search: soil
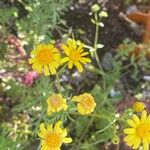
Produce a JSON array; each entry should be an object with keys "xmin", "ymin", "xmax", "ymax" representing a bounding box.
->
[{"xmin": 65, "ymin": 0, "xmax": 142, "ymax": 53}]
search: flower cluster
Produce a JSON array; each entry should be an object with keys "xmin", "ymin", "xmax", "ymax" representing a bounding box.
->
[
  {"xmin": 46, "ymin": 93, "xmax": 96, "ymax": 116},
  {"xmin": 38, "ymin": 92, "xmax": 96, "ymax": 150},
  {"xmin": 29, "ymin": 39, "xmax": 91, "ymax": 75},
  {"xmin": 29, "ymin": 38, "xmax": 95, "ymax": 150}
]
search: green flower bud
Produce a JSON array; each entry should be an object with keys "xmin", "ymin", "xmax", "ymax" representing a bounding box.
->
[
  {"xmin": 111, "ymin": 135, "xmax": 120, "ymax": 144},
  {"xmin": 91, "ymin": 4, "xmax": 100, "ymax": 12},
  {"xmin": 99, "ymin": 11, "xmax": 108, "ymax": 17}
]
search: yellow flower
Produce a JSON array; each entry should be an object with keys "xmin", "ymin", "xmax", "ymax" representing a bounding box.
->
[
  {"xmin": 124, "ymin": 110, "xmax": 150, "ymax": 150},
  {"xmin": 133, "ymin": 101, "xmax": 145, "ymax": 112},
  {"xmin": 38, "ymin": 121, "xmax": 72, "ymax": 150},
  {"xmin": 47, "ymin": 94, "xmax": 68, "ymax": 115},
  {"xmin": 29, "ymin": 44, "xmax": 61, "ymax": 76},
  {"xmin": 61, "ymin": 39, "xmax": 91, "ymax": 72},
  {"xmin": 73, "ymin": 93, "xmax": 96, "ymax": 115}
]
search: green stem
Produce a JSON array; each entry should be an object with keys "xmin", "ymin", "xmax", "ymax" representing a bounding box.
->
[
  {"xmin": 78, "ymin": 117, "xmax": 94, "ymax": 142},
  {"xmin": 55, "ymin": 64, "xmax": 67, "ymax": 94},
  {"xmin": 57, "ymin": 64, "xmax": 67, "ymax": 76},
  {"xmin": 56, "ymin": 73, "xmax": 62, "ymax": 94},
  {"xmin": 93, "ymin": 13, "xmax": 106, "ymax": 90},
  {"xmin": 37, "ymin": 142, "xmax": 41, "ymax": 150}
]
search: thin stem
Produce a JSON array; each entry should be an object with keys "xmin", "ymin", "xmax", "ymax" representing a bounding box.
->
[
  {"xmin": 78, "ymin": 117, "xmax": 94, "ymax": 142},
  {"xmin": 57, "ymin": 64, "xmax": 67, "ymax": 76},
  {"xmin": 55, "ymin": 64, "xmax": 67, "ymax": 94},
  {"xmin": 56, "ymin": 73, "xmax": 62, "ymax": 94},
  {"xmin": 37, "ymin": 142, "xmax": 41, "ymax": 150},
  {"xmin": 93, "ymin": 13, "xmax": 106, "ymax": 90}
]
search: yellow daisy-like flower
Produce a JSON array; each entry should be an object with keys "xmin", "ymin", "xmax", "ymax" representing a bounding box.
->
[
  {"xmin": 72, "ymin": 93, "xmax": 96, "ymax": 115},
  {"xmin": 29, "ymin": 44, "xmax": 61, "ymax": 76},
  {"xmin": 61, "ymin": 39, "xmax": 91, "ymax": 72},
  {"xmin": 124, "ymin": 110, "xmax": 150, "ymax": 150},
  {"xmin": 47, "ymin": 94, "xmax": 68, "ymax": 115},
  {"xmin": 133, "ymin": 101, "xmax": 145, "ymax": 112},
  {"xmin": 38, "ymin": 121, "xmax": 72, "ymax": 150}
]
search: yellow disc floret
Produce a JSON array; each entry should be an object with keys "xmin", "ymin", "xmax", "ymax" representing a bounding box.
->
[
  {"xmin": 38, "ymin": 121, "xmax": 72, "ymax": 150},
  {"xmin": 47, "ymin": 94, "xmax": 68, "ymax": 116},
  {"xmin": 72, "ymin": 93, "xmax": 96, "ymax": 115},
  {"xmin": 133, "ymin": 101, "xmax": 145, "ymax": 112},
  {"xmin": 61, "ymin": 39, "xmax": 91, "ymax": 72}
]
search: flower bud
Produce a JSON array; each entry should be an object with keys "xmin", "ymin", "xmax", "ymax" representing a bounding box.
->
[
  {"xmin": 99, "ymin": 11, "xmax": 108, "ymax": 17},
  {"xmin": 111, "ymin": 135, "xmax": 120, "ymax": 144},
  {"xmin": 91, "ymin": 4, "xmax": 100, "ymax": 12}
]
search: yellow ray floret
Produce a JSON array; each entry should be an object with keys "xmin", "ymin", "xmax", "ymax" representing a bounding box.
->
[
  {"xmin": 133, "ymin": 101, "xmax": 145, "ymax": 112},
  {"xmin": 29, "ymin": 44, "xmax": 61, "ymax": 76},
  {"xmin": 47, "ymin": 94, "xmax": 68, "ymax": 116},
  {"xmin": 38, "ymin": 121, "xmax": 72, "ymax": 150},
  {"xmin": 61, "ymin": 39, "xmax": 91, "ymax": 72},
  {"xmin": 124, "ymin": 110, "xmax": 150, "ymax": 150},
  {"xmin": 72, "ymin": 93, "xmax": 96, "ymax": 115}
]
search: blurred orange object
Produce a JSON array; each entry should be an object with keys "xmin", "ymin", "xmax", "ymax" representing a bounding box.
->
[{"xmin": 127, "ymin": 11, "xmax": 150, "ymax": 59}]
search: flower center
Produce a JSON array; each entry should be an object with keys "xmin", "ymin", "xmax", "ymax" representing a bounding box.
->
[
  {"xmin": 80, "ymin": 97, "xmax": 94, "ymax": 110},
  {"xmin": 50, "ymin": 96, "xmax": 62, "ymax": 107},
  {"xmin": 69, "ymin": 50, "xmax": 81, "ymax": 61},
  {"xmin": 45, "ymin": 132, "xmax": 61, "ymax": 148},
  {"xmin": 133, "ymin": 102, "xmax": 145, "ymax": 112},
  {"xmin": 136, "ymin": 123, "xmax": 150, "ymax": 138},
  {"xmin": 37, "ymin": 49, "xmax": 53, "ymax": 64}
]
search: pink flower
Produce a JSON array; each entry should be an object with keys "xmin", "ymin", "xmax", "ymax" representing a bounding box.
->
[{"xmin": 23, "ymin": 71, "xmax": 39, "ymax": 86}]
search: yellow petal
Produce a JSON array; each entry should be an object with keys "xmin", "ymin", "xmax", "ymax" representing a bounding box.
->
[
  {"xmin": 61, "ymin": 44, "xmax": 70, "ymax": 56},
  {"xmin": 68, "ymin": 60, "xmax": 73, "ymax": 69},
  {"xmin": 77, "ymin": 104, "xmax": 86, "ymax": 115},
  {"xmin": 63, "ymin": 104, "xmax": 68, "ymax": 111},
  {"xmin": 61, "ymin": 57, "xmax": 69, "ymax": 63},
  {"xmin": 74, "ymin": 61, "xmax": 83, "ymax": 72},
  {"xmin": 80, "ymin": 57, "xmax": 91, "ymax": 64},
  {"xmin": 44, "ymin": 65, "xmax": 50, "ymax": 76},
  {"xmin": 47, "ymin": 124, "xmax": 53, "ymax": 132},
  {"xmin": 127, "ymin": 119, "xmax": 137, "ymax": 128},
  {"xmin": 51, "ymin": 61, "xmax": 60, "ymax": 69},
  {"xmin": 77, "ymin": 43, "xmax": 84, "ymax": 52},
  {"xmin": 54, "ymin": 121, "xmax": 63, "ymax": 133},
  {"xmin": 29, "ymin": 58, "xmax": 37, "ymax": 64},
  {"xmin": 143, "ymin": 139, "xmax": 149, "ymax": 150},
  {"xmin": 124, "ymin": 134, "xmax": 135, "ymax": 142},
  {"xmin": 47, "ymin": 108, "xmax": 52, "ymax": 116},
  {"xmin": 72, "ymin": 96, "xmax": 81, "ymax": 102},
  {"xmin": 141, "ymin": 110, "xmax": 147, "ymax": 124},
  {"xmin": 38, "ymin": 132, "xmax": 46, "ymax": 138},
  {"xmin": 49, "ymin": 65, "xmax": 56, "ymax": 75},
  {"xmin": 80, "ymin": 52, "xmax": 89, "ymax": 56},
  {"xmin": 123, "ymin": 128, "xmax": 135, "ymax": 134},
  {"xmin": 35, "ymin": 63, "xmax": 43, "ymax": 73},
  {"xmin": 132, "ymin": 137, "xmax": 141, "ymax": 149},
  {"xmin": 62, "ymin": 137, "xmax": 72, "ymax": 143},
  {"xmin": 31, "ymin": 48, "xmax": 40, "ymax": 55},
  {"xmin": 132, "ymin": 114, "xmax": 140, "ymax": 126},
  {"xmin": 146, "ymin": 115, "xmax": 150, "ymax": 123},
  {"xmin": 39, "ymin": 123, "xmax": 47, "ymax": 136},
  {"xmin": 61, "ymin": 129, "xmax": 67, "ymax": 137},
  {"xmin": 68, "ymin": 39, "xmax": 77, "ymax": 50},
  {"xmin": 52, "ymin": 47, "xmax": 59, "ymax": 53}
]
